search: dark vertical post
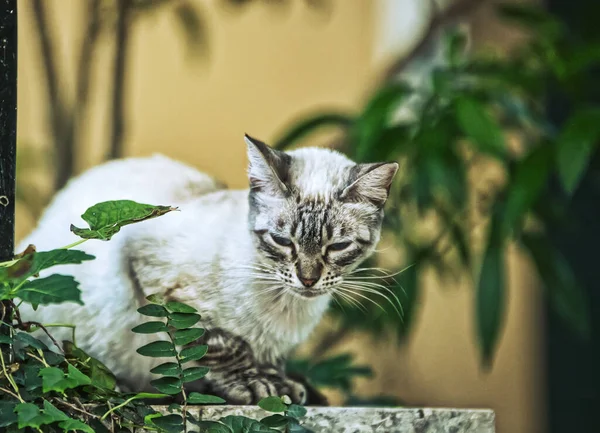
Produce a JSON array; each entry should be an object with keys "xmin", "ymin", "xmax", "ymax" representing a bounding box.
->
[
  {"xmin": 545, "ymin": 1, "xmax": 600, "ymax": 433},
  {"xmin": 0, "ymin": 0, "xmax": 17, "ymax": 348}
]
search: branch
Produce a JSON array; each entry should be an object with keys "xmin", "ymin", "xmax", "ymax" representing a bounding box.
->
[
  {"xmin": 108, "ymin": 0, "xmax": 133, "ymax": 160},
  {"xmin": 381, "ymin": 0, "xmax": 487, "ymax": 82},
  {"xmin": 30, "ymin": 0, "xmax": 72, "ymax": 190},
  {"xmin": 72, "ymin": 0, "xmax": 102, "ymax": 157}
]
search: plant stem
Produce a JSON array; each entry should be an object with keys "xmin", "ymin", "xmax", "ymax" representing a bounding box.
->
[
  {"xmin": 61, "ymin": 239, "xmax": 88, "ymax": 250},
  {"xmin": 167, "ymin": 329, "xmax": 188, "ymax": 432},
  {"xmin": 0, "ymin": 348, "xmax": 23, "ymax": 402}
]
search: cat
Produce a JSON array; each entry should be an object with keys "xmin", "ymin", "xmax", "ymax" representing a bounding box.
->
[{"xmin": 17, "ymin": 135, "xmax": 398, "ymax": 405}]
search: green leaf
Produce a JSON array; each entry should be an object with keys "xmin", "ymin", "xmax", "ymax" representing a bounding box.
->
[
  {"xmin": 66, "ymin": 363, "xmax": 92, "ymax": 386},
  {"xmin": 58, "ymin": 418, "xmax": 95, "ymax": 433},
  {"xmin": 180, "ymin": 344, "xmax": 208, "ymax": 363},
  {"xmin": 445, "ymin": 28, "xmax": 468, "ymax": 66},
  {"xmin": 182, "ymin": 366, "xmax": 209, "ymax": 382},
  {"xmin": 151, "ymin": 414, "xmax": 184, "ymax": 433},
  {"xmin": 556, "ymin": 108, "xmax": 600, "ymax": 194},
  {"xmin": 165, "ymin": 301, "xmax": 197, "ymax": 313},
  {"xmin": 15, "ymin": 332, "xmax": 48, "ymax": 350},
  {"xmin": 503, "ymin": 144, "xmax": 553, "ymax": 235},
  {"xmin": 220, "ymin": 415, "xmax": 271, "ymax": 433},
  {"xmin": 258, "ymin": 396, "xmax": 288, "ymax": 413},
  {"xmin": 138, "ymin": 304, "xmax": 169, "ymax": 317},
  {"xmin": 273, "ymin": 112, "xmax": 355, "ymax": 150},
  {"xmin": 0, "ymin": 334, "xmax": 12, "ymax": 344},
  {"xmin": 137, "ymin": 341, "xmax": 176, "ymax": 358},
  {"xmin": 14, "ymin": 403, "xmax": 52, "ymax": 429},
  {"xmin": 173, "ymin": 328, "xmax": 205, "ymax": 345},
  {"xmin": 0, "ymin": 401, "xmax": 18, "ymax": 427},
  {"xmin": 167, "ymin": 312, "xmax": 201, "ymax": 329},
  {"xmin": 39, "ymin": 367, "xmax": 67, "ymax": 393},
  {"xmin": 521, "ymin": 233, "xmax": 590, "ymax": 338},
  {"xmin": 63, "ymin": 341, "xmax": 117, "ymax": 390},
  {"xmin": 455, "ymin": 97, "xmax": 505, "ymax": 156},
  {"xmin": 70, "ymin": 200, "xmax": 177, "ymax": 240},
  {"xmin": 260, "ymin": 414, "xmax": 292, "ymax": 428},
  {"xmin": 132, "ymin": 321, "xmax": 169, "ymax": 334},
  {"xmin": 16, "ymin": 274, "xmax": 83, "ymax": 306},
  {"xmin": 150, "ymin": 362, "xmax": 181, "ymax": 376},
  {"xmin": 187, "ymin": 392, "xmax": 226, "ymax": 404},
  {"xmin": 476, "ymin": 218, "xmax": 506, "ymax": 366},
  {"xmin": 353, "ymin": 83, "xmax": 411, "ymax": 162},
  {"xmin": 150, "ymin": 376, "xmax": 183, "ymax": 395},
  {"xmin": 286, "ymin": 404, "xmax": 307, "ymax": 418},
  {"xmin": 42, "ymin": 400, "xmax": 69, "ymax": 421},
  {"xmin": 0, "ymin": 249, "xmax": 95, "ymax": 283}
]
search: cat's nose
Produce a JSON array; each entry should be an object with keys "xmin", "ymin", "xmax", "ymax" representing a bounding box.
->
[{"xmin": 299, "ymin": 276, "xmax": 318, "ymax": 288}]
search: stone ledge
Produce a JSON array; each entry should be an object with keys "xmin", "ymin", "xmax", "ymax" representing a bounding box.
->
[{"xmin": 152, "ymin": 406, "xmax": 495, "ymax": 433}]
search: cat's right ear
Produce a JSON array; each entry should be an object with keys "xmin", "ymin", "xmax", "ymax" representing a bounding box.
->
[{"xmin": 245, "ymin": 134, "xmax": 290, "ymax": 197}]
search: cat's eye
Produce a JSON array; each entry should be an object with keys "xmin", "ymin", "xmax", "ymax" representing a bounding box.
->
[
  {"xmin": 328, "ymin": 241, "xmax": 352, "ymax": 252},
  {"xmin": 271, "ymin": 234, "xmax": 293, "ymax": 247}
]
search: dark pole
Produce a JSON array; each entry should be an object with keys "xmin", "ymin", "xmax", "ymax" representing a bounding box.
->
[{"xmin": 0, "ymin": 0, "xmax": 17, "ymax": 350}]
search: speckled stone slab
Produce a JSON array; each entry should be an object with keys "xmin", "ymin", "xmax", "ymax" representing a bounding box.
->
[{"xmin": 151, "ymin": 406, "xmax": 495, "ymax": 433}]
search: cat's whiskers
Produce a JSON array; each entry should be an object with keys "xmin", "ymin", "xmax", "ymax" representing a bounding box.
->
[{"xmin": 335, "ymin": 281, "xmax": 403, "ymax": 317}]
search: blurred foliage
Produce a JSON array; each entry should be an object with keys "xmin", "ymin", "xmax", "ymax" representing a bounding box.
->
[{"xmin": 276, "ymin": 3, "xmax": 598, "ymax": 366}]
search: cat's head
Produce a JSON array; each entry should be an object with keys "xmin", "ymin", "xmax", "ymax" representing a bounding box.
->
[{"xmin": 245, "ymin": 134, "xmax": 398, "ymax": 299}]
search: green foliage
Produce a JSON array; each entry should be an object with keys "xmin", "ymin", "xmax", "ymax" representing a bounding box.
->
[
  {"xmin": 1, "ymin": 199, "xmax": 313, "ymax": 432},
  {"xmin": 70, "ymin": 199, "xmax": 177, "ymax": 241},
  {"xmin": 275, "ymin": 3, "xmax": 598, "ymax": 365}
]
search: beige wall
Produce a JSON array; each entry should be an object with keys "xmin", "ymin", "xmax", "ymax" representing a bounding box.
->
[{"xmin": 16, "ymin": 1, "xmax": 544, "ymax": 433}]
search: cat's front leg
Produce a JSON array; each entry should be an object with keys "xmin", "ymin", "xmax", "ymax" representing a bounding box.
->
[{"xmin": 186, "ymin": 328, "xmax": 307, "ymax": 405}]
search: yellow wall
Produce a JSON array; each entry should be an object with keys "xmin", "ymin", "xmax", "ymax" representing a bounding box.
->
[{"xmin": 16, "ymin": 1, "xmax": 544, "ymax": 433}]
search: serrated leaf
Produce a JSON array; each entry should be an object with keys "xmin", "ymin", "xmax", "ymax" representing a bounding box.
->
[
  {"xmin": 455, "ymin": 97, "xmax": 505, "ymax": 156},
  {"xmin": 58, "ymin": 418, "xmax": 95, "ymax": 433},
  {"xmin": 151, "ymin": 413, "xmax": 184, "ymax": 433},
  {"xmin": 182, "ymin": 366, "xmax": 209, "ymax": 382},
  {"xmin": 165, "ymin": 301, "xmax": 197, "ymax": 313},
  {"xmin": 0, "ymin": 249, "xmax": 95, "ymax": 283},
  {"xmin": 39, "ymin": 364, "xmax": 91, "ymax": 394},
  {"xmin": 556, "ymin": 108, "xmax": 600, "ymax": 194},
  {"xmin": 521, "ymin": 233, "xmax": 590, "ymax": 338},
  {"xmin": 187, "ymin": 392, "xmax": 226, "ymax": 404},
  {"xmin": 179, "ymin": 344, "xmax": 208, "ymax": 363},
  {"xmin": 0, "ymin": 401, "xmax": 18, "ymax": 427},
  {"xmin": 150, "ymin": 362, "xmax": 181, "ymax": 376},
  {"xmin": 273, "ymin": 112, "xmax": 355, "ymax": 150},
  {"xmin": 287, "ymin": 404, "xmax": 307, "ymax": 418},
  {"xmin": 132, "ymin": 321, "xmax": 168, "ymax": 334},
  {"xmin": 16, "ymin": 274, "xmax": 83, "ymax": 306},
  {"xmin": 70, "ymin": 200, "xmax": 177, "ymax": 240},
  {"xmin": 258, "ymin": 396, "xmax": 288, "ymax": 413},
  {"xmin": 167, "ymin": 312, "xmax": 201, "ymax": 329},
  {"xmin": 138, "ymin": 304, "xmax": 168, "ymax": 317},
  {"xmin": 150, "ymin": 376, "xmax": 183, "ymax": 395},
  {"xmin": 137, "ymin": 341, "xmax": 176, "ymax": 358},
  {"xmin": 477, "ymin": 218, "xmax": 506, "ymax": 366},
  {"xmin": 173, "ymin": 328, "xmax": 205, "ymax": 345}
]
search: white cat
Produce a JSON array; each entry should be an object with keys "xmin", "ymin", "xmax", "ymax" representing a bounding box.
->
[{"xmin": 18, "ymin": 135, "xmax": 398, "ymax": 404}]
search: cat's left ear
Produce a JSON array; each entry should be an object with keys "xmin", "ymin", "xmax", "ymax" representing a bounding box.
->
[
  {"xmin": 340, "ymin": 162, "xmax": 399, "ymax": 207},
  {"xmin": 245, "ymin": 134, "xmax": 291, "ymax": 197}
]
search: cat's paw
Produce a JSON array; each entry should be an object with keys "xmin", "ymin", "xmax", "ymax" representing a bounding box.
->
[{"xmin": 218, "ymin": 375, "xmax": 307, "ymax": 405}]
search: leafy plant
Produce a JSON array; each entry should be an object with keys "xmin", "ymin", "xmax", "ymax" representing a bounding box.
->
[
  {"xmin": 274, "ymin": 2, "xmax": 597, "ymax": 365},
  {"xmin": 0, "ymin": 199, "xmax": 312, "ymax": 432}
]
